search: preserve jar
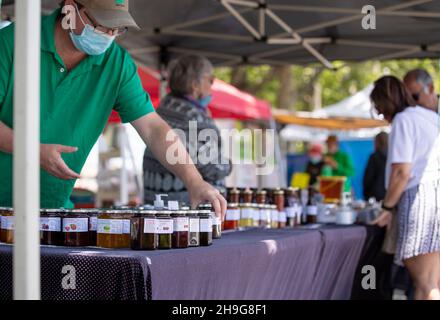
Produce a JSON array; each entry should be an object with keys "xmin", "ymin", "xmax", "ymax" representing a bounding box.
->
[
  {"xmin": 223, "ymin": 203, "xmax": 240, "ymax": 231},
  {"xmin": 0, "ymin": 207, "xmax": 14, "ymax": 244},
  {"xmin": 63, "ymin": 210, "xmax": 90, "ymax": 247},
  {"xmin": 156, "ymin": 211, "xmax": 173, "ymax": 249},
  {"xmin": 40, "ymin": 209, "xmax": 64, "ymax": 246},
  {"xmin": 242, "ymin": 188, "xmax": 254, "ymax": 203},
  {"xmin": 228, "ymin": 188, "xmax": 240, "ymax": 203},
  {"xmin": 259, "ymin": 204, "xmax": 271, "ymax": 228},
  {"xmin": 171, "ymin": 211, "xmax": 189, "ymax": 249},
  {"xmin": 211, "ymin": 212, "xmax": 222, "ymax": 239},
  {"xmin": 131, "ymin": 210, "xmax": 158, "ymax": 250},
  {"xmin": 199, "ymin": 210, "xmax": 213, "ymax": 246},
  {"xmin": 187, "ymin": 210, "xmax": 200, "ymax": 247},
  {"xmin": 285, "ymin": 187, "xmax": 299, "ymax": 227},
  {"xmin": 239, "ymin": 203, "xmax": 253, "ymax": 228},
  {"xmin": 270, "ymin": 205, "xmax": 279, "ymax": 229},
  {"xmin": 97, "ymin": 210, "xmax": 133, "ymax": 249},
  {"xmin": 256, "ymin": 190, "xmax": 267, "ymax": 204},
  {"xmin": 87, "ymin": 209, "xmax": 99, "ymax": 247}
]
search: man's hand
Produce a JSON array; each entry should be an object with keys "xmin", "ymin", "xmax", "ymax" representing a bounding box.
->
[
  {"xmin": 40, "ymin": 144, "xmax": 80, "ymax": 180},
  {"xmin": 324, "ymin": 156, "xmax": 338, "ymax": 169},
  {"xmin": 370, "ymin": 209, "xmax": 392, "ymax": 229},
  {"xmin": 187, "ymin": 180, "xmax": 227, "ymax": 221}
]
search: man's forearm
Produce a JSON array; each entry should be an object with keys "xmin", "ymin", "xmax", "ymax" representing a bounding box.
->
[
  {"xmin": 0, "ymin": 121, "xmax": 13, "ymax": 154},
  {"xmin": 133, "ymin": 114, "xmax": 204, "ymax": 188}
]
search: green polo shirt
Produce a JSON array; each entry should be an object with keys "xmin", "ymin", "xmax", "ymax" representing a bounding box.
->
[
  {"xmin": 0, "ymin": 9, "xmax": 155, "ymax": 208},
  {"xmin": 323, "ymin": 151, "xmax": 355, "ymax": 192}
]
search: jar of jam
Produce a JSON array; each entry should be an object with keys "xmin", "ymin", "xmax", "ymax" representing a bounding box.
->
[
  {"xmin": 242, "ymin": 188, "xmax": 253, "ymax": 203},
  {"xmin": 199, "ymin": 210, "xmax": 213, "ymax": 246},
  {"xmin": 270, "ymin": 205, "xmax": 279, "ymax": 229},
  {"xmin": 187, "ymin": 210, "xmax": 200, "ymax": 247},
  {"xmin": 156, "ymin": 211, "xmax": 173, "ymax": 249},
  {"xmin": 97, "ymin": 210, "xmax": 132, "ymax": 249},
  {"xmin": 40, "ymin": 209, "xmax": 64, "ymax": 246},
  {"xmin": 256, "ymin": 190, "xmax": 267, "ymax": 204},
  {"xmin": 0, "ymin": 207, "xmax": 14, "ymax": 244},
  {"xmin": 63, "ymin": 210, "xmax": 90, "ymax": 247},
  {"xmin": 228, "ymin": 188, "xmax": 240, "ymax": 204},
  {"xmin": 223, "ymin": 203, "xmax": 240, "ymax": 231},
  {"xmin": 87, "ymin": 209, "xmax": 99, "ymax": 247},
  {"xmin": 239, "ymin": 203, "xmax": 253, "ymax": 228},
  {"xmin": 285, "ymin": 187, "xmax": 299, "ymax": 227},
  {"xmin": 171, "ymin": 211, "xmax": 189, "ymax": 249},
  {"xmin": 131, "ymin": 210, "xmax": 158, "ymax": 250},
  {"xmin": 259, "ymin": 204, "xmax": 271, "ymax": 228},
  {"xmin": 211, "ymin": 213, "xmax": 222, "ymax": 239}
]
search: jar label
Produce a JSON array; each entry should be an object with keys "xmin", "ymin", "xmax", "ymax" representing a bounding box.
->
[
  {"xmin": 97, "ymin": 219, "xmax": 130, "ymax": 234},
  {"xmin": 278, "ymin": 211, "xmax": 287, "ymax": 223},
  {"xmin": 1, "ymin": 216, "xmax": 14, "ymax": 230},
  {"xmin": 285, "ymin": 207, "xmax": 296, "ymax": 218},
  {"xmin": 200, "ymin": 218, "xmax": 213, "ymax": 232},
  {"xmin": 259, "ymin": 209, "xmax": 270, "ymax": 221},
  {"xmin": 240, "ymin": 208, "xmax": 253, "ymax": 219},
  {"xmin": 226, "ymin": 209, "xmax": 240, "ymax": 221},
  {"xmin": 271, "ymin": 210, "xmax": 279, "ymax": 222},
  {"xmin": 252, "ymin": 209, "xmax": 259, "ymax": 221},
  {"xmin": 89, "ymin": 217, "xmax": 98, "ymax": 231},
  {"xmin": 189, "ymin": 218, "xmax": 200, "ymax": 232},
  {"xmin": 143, "ymin": 218, "xmax": 157, "ymax": 234},
  {"xmin": 157, "ymin": 219, "xmax": 173, "ymax": 234},
  {"xmin": 40, "ymin": 217, "xmax": 61, "ymax": 232},
  {"xmin": 307, "ymin": 206, "xmax": 318, "ymax": 216},
  {"xmin": 63, "ymin": 218, "xmax": 88, "ymax": 233},
  {"xmin": 173, "ymin": 217, "xmax": 189, "ymax": 232}
]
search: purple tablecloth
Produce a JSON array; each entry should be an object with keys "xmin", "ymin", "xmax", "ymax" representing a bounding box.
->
[{"xmin": 0, "ymin": 225, "xmax": 366, "ymax": 300}]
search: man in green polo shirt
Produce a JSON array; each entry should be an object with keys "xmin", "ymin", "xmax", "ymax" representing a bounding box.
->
[{"xmin": 0, "ymin": 0, "xmax": 226, "ymax": 217}]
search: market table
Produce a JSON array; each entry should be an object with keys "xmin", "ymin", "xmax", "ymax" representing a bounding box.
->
[{"xmin": 0, "ymin": 225, "xmax": 366, "ymax": 300}]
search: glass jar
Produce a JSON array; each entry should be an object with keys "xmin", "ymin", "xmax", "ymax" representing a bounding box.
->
[
  {"xmin": 251, "ymin": 204, "xmax": 260, "ymax": 227},
  {"xmin": 239, "ymin": 203, "xmax": 254, "ymax": 228},
  {"xmin": 228, "ymin": 188, "xmax": 240, "ymax": 204},
  {"xmin": 40, "ymin": 209, "xmax": 64, "ymax": 246},
  {"xmin": 199, "ymin": 210, "xmax": 213, "ymax": 246},
  {"xmin": 63, "ymin": 210, "xmax": 90, "ymax": 247},
  {"xmin": 256, "ymin": 190, "xmax": 267, "ymax": 204},
  {"xmin": 131, "ymin": 210, "xmax": 158, "ymax": 250},
  {"xmin": 223, "ymin": 203, "xmax": 240, "ymax": 231},
  {"xmin": 0, "ymin": 207, "xmax": 14, "ymax": 244},
  {"xmin": 270, "ymin": 205, "xmax": 279, "ymax": 229},
  {"xmin": 97, "ymin": 210, "xmax": 132, "ymax": 249},
  {"xmin": 87, "ymin": 209, "xmax": 99, "ymax": 247},
  {"xmin": 258, "ymin": 204, "xmax": 270, "ymax": 228},
  {"xmin": 211, "ymin": 213, "xmax": 222, "ymax": 239},
  {"xmin": 187, "ymin": 210, "xmax": 200, "ymax": 247},
  {"xmin": 285, "ymin": 187, "xmax": 299, "ymax": 227},
  {"xmin": 156, "ymin": 211, "xmax": 173, "ymax": 249},
  {"xmin": 171, "ymin": 211, "xmax": 189, "ymax": 249},
  {"xmin": 241, "ymin": 188, "xmax": 253, "ymax": 203}
]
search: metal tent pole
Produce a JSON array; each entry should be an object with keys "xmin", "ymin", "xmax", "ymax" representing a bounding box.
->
[{"xmin": 13, "ymin": 0, "xmax": 41, "ymax": 300}]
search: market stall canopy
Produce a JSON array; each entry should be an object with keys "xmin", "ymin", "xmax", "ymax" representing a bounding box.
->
[
  {"xmin": 274, "ymin": 109, "xmax": 387, "ymax": 130},
  {"xmin": 3, "ymin": 0, "xmax": 440, "ymax": 68},
  {"xmin": 109, "ymin": 66, "xmax": 272, "ymax": 123}
]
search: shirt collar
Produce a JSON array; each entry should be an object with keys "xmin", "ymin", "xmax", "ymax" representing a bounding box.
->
[{"xmin": 41, "ymin": 8, "xmax": 106, "ymax": 67}]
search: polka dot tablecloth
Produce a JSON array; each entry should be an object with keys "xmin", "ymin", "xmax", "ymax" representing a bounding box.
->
[{"xmin": 0, "ymin": 245, "xmax": 151, "ymax": 300}]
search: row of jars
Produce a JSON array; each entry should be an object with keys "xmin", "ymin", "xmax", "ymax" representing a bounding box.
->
[
  {"xmin": 0, "ymin": 207, "xmax": 221, "ymax": 250},
  {"xmin": 223, "ymin": 202, "xmax": 304, "ymax": 230}
]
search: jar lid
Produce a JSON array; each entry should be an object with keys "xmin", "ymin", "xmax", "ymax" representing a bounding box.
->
[
  {"xmin": 156, "ymin": 210, "xmax": 172, "ymax": 217},
  {"xmin": 240, "ymin": 203, "xmax": 253, "ymax": 208},
  {"xmin": 0, "ymin": 207, "xmax": 13, "ymax": 212},
  {"xmin": 256, "ymin": 190, "xmax": 267, "ymax": 195},
  {"xmin": 186, "ymin": 210, "xmax": 199, "ymax": 217},
  {"xmin": 269, "ymin": 204, "xmax": 277, "ymax": 209},
  {"xmin": 273, "ymin": 188, "xmax": 285, "ymax": 195},
  {"xmin": 171, "ymin": 210, "xmax": 187, "ymax": 217},
  {"xmin": 227, "ymin": 203, "xmax": 239, "ymax": 208},
  {"xmin": 198, "ymin": 210, "xmax": 212, "ymax": 218},
  {"xmin": 242, "ymin": 188, "xmax": 253, "ymax": 194},
  {"xmin": 197, "ymin": 203, "xmax": 213, "ymax": 210},
  {"xmin": 229, "ymin": 188, "xmax": 240, "ymax": 194},
  {"xmin": 137, "ymin": 210, "xmax": 157, "ymax": 216}
]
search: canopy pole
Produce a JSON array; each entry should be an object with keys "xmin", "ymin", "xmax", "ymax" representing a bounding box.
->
[{"xmin": 13, "ymin": 0, "xmax": 41, "ymax": 300}]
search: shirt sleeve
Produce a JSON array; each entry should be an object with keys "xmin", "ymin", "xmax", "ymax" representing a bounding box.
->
[
  {"xmin": 113, "ymin": 51, "xmax": 155, "ymax": 123},
  {"xmin": 0, "ymin": 27, "xmax": 13, "ymax": 111},
  {"xmin": 388, "ymin": 113, "xmax": 414, "ymax": 164}
]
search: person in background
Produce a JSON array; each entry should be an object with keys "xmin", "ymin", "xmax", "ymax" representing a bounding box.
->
[
  {"xmin": 363, "ymin": 132, "xmax": 388, "ymax": 201},
  {"xmin": 143, "ymin": 55, "xmax": 232, "ymax": 205},
  {"xmin": 305, "ymin": 143, "xmax": 325, "ymax": 188},
  {"xmin": 323, "ymin": 135, "xmax": 355, "ymax": 193},
  {"xmin": 371, "ymin": 75, "xmax": 440, "ymax": 300},
  {"xmin": 403, "ymin": 69, "xmax": 439, "ymax": 113}
]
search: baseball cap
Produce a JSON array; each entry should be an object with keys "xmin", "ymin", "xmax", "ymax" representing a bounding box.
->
[{"xmin": 76, "ymin": 0, "xmax": 140, "ymax": 30}]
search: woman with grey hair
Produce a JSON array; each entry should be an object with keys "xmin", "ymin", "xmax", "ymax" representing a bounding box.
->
[{"xmin": 143, "ymin": 55, "xmax": 232, "ymax": 205}]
